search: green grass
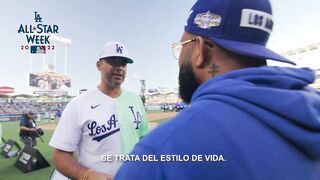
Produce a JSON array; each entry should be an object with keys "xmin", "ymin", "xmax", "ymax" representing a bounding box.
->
[{"xmin": 0, "ymin": 120, "xmax": 56, "ymax": 180}]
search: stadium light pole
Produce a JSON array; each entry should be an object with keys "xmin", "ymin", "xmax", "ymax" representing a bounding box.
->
[
  {"xmin": 49, "ymin": 35, "xmax": 72, "ymax": 75},
  {"xmin": 42, "ymin": 54, "xmax": 45, "ymax": 72},
  {"xmin": 54, "ymin": 46, "xmax": 57, "ymax": 73},
  {"xmin": 29, "ymin": 54, "xmax": 33, "ymax": 73},
  {"xmin": 64, "ymin": 45, "xmax": 68, "ymax": 75}
]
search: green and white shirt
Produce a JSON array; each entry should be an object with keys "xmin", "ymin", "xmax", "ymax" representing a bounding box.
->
[
  {"xmin": 115, "ymin": 89, "xmax": 149, "ymax": 155},
  {"xmin": 49, "ymin": 88, "xmax": 149, "ymax": 178}
]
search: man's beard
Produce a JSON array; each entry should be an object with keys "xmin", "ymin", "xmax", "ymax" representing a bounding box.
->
[{"xmin": 178, "ymin": 60, "xmax": 200, "ymax": 104}]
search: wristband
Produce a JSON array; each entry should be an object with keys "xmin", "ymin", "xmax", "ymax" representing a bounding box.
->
[{"xmin": 81, "ymin": 169, "xmax": 93, "ymax": 180}]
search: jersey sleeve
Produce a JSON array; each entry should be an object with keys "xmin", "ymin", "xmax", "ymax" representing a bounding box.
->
[{"xmin": 49, "ymin": 100, "xmax": 82, "ymax": 152}]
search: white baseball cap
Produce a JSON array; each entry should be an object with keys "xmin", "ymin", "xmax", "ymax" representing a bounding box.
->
[{"xmin": 99, "ymin": 41, "xmax": 134, "ymax": 64}]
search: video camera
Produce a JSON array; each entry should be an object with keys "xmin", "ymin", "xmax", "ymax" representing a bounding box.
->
[{"xmin": 30, "ymin": 128, "xmax": 44, "ymax": 138}]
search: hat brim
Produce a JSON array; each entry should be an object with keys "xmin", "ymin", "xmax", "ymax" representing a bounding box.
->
[
  {"xmin": 122, "ymin": 57, "xmax": 134, "ymax": 64},
  {"xmin": 102, "ymin": 56, "xmax": 134, "ymax": 64},
  {"xmin": 210, "ymin": 37, "xmax": 296, "ymax": 65}
]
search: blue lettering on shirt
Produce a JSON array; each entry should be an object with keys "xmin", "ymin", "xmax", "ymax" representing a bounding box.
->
[{"xmin": 87, "ymin": 114, "xmax": 119, "ymax": 142}]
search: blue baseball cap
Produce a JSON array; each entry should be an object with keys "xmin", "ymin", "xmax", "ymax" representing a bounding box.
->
[{"xmin": 185, "ymin": 0, "xmax": 295, "ymax": 65}]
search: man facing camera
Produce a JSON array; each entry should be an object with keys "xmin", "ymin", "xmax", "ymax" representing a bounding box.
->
[{"xmin": 50, "ymin": 41, "xmax": 149, "ymax": 180}]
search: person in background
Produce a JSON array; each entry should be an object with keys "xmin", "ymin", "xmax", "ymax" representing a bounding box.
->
[{"xmin": 19, "ymin": 111, "xmax": 37, "ymax": 147}]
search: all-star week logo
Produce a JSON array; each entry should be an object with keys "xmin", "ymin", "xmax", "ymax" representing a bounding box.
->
[{"xmin": 18, "ymin": 11, "xmax": 59, "ymax": 54}]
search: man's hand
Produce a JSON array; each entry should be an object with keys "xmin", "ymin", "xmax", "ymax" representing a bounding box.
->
[
  {"xmin": 53, "ymin": 149, "xmax": 113, "ymax": 180},
  {"xmin": 87, "ymin": 171, "xmax": 113, "ymax": 180}
]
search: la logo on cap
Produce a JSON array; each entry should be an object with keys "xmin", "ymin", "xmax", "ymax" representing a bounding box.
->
[{"xmin": 115, "ymin": 44, "xmax": 123, "ymax": 54}]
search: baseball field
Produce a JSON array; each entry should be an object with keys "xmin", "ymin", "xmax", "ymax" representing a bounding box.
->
[{"xmin": 0, "ymin": 111, "xmax": 176, "ymax": 180}]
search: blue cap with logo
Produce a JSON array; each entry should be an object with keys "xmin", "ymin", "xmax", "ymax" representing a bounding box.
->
[{"xmin": 185, "ymin": 0, "xmax": 295, "ymax": 65}]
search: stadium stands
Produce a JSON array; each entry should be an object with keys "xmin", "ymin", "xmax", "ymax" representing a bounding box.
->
[
  {"xmin": 0, "ymin": 101, "xmax": 67, "ymax": 122},
  {"xmin": 0, "ymin": 102, "xmax": 66, "ymax": 115}
]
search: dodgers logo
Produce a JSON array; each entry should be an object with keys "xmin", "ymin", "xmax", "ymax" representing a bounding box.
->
[
  {"xmin": 129, "ymin": 106, "xmax": 141, "ymax": 129},
  {"xmin": 87, "ymin": 114, "xmax": 120, "ymax": 142},
  {"xmin": 115, "ymin": 44, "xmax": 123, "ymax": 54},
  {"xmin": 34, "ymin": 11, "xmax": 42, "ymax": 22}
]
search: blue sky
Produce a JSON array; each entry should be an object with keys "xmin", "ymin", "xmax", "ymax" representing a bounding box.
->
[{"xmin": 1, "ymin": 0, "xmax": 320, "ymax": 95}]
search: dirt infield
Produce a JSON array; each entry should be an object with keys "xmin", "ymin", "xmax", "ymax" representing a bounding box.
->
[
  {"xmin": 39, "ymin": 123, "xmax": 57, "ymax": 130},
  {"xmin": 147, "ymin": 112, "xmax": 177, "ymax": 129},
  {"xmin": 147, "ymin": 112, "xmax": 177, "ymax": 121},
  {"xmin": 39, "ymin": 122, "xmax": 163, "ymax": 131},
  {"xmin": 39, "ymin": 112, "xmax": 177, "ymax": 130}
]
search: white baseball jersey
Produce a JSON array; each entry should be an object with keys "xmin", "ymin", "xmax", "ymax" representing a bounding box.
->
[{"xmin": 49, "ymin": 88, "xmax": 121, "ymax": 176}]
